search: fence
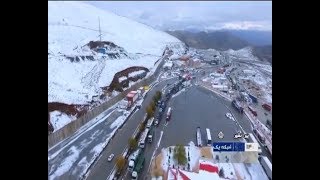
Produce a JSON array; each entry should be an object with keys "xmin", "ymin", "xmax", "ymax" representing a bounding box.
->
[{"xmin": 48, "ymin": 57, "xmax": 166, "ymax": 149}]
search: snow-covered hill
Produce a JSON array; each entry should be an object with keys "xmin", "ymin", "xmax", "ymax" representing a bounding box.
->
[
  {"xmin": 223, "ymin": 47, "xmax": 259, "ymax": 61},
  {"xmin": 48, "ymin": 1, "xmax": 184, "ymax": 104},
  {"xmin": 48, "ymin": 1, "xmax": 185, "ymax": 132}
]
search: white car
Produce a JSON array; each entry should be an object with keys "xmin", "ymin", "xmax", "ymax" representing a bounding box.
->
[
  {"xmin": 225, "ymin": 113, "xmax": 232, "ymax": 119},
  {"xmin": 107, "ymin": 154, "xmax": 115, "ymax": 162},
  {"xmin": 136, "ymin": 101, "xmax": 142, "ymax": 109},
  {"xmin": 234, "ymin": 133, "xmax": 242, "ymax": 139},
  {"xmin": 243, "ymin": 134, "xmax": 249, "ymax": 139}
]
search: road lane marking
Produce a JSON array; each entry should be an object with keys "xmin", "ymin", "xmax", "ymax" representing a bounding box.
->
[
  {"xmin": 48, "ymin": 109, "xmax": 117, "ymax": 160},
  {"xmin": 148, "ymin": 131, "xmax": 164, "ymax": 173}
]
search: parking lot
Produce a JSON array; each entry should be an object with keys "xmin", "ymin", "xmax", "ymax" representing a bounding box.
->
[{"xmin": 158, "ymin": 85, "xmax": 253, "ymax": 150}]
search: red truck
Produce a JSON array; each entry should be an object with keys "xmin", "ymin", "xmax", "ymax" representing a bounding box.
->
[
  {"xmin": 248, "ymin": 106, "xmax": 257, "ymax": 116},
  {"xmin": 262, "ymin": 104, "xmax": 272, "ymax": 112},
  {"xmin": 127, "ymin": 91, "xmax": 138, "ymax": 108}
]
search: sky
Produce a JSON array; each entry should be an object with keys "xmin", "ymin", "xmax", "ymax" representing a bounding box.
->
[{"xmin": 87, "ymin": 1, "xmax": 272, "ymax": 31}]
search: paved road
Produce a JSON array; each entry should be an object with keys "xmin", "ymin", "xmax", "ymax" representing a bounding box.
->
[
  {"xmin": 48, "ymin": 107, "xmax": 121, "ymax": 180},
  {"xmin": 86, "ymin": 77, "xmax": 178, "ymax": 180}
]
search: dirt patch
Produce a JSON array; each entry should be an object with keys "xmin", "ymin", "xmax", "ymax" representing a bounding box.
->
[
  {"xmin": 103, "ymin": 66, "xmax": 149, "ymax": 92},
  {"xmin": 87, "ymin": 41, "xmax": 118, "ymax": 49},
  {"xmin": 151, "ymin": 152, "xmax": 166, "ymax": 179},
  {"xmin": 48, "ymin": 102, "xmax": 89, "ymax": 134},
  {"xmin": 200, "ymin": 147, "xmax": 213, "ymax": 159}
]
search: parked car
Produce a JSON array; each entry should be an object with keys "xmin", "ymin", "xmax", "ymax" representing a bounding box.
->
[
  {"xmin": 234, "ymin": 133, "xmax": 242, "ymax": 139},
  {"xmin": 243, "ymin": 134, "xmax": 249, "ymax": 139},
  {"xmin": 108, "ymin": 154, "xmax": 115, "ymax": 162},
  {"xmin": 136, "ymin": 101, "xmax": 142, "ymax": 109},
  {"xmin": 225, "ymin": 113, "xmax": 232, "ymax": 119},
  {"xmin": 161, "ymin": 102, "xmax": 166, "ymax": 109}
]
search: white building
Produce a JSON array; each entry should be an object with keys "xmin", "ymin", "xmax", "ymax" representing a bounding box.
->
[{"xmin": 163, "ymin": 61, "xmax": 174, "ymax": 70}]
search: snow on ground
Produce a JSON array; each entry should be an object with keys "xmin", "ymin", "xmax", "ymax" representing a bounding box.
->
[
  {"xmin": 216, "ymin": 163, "xmax": 236, "ymax": 179},
  {"xmin": 49, "ymin": 1, "xmax": 184, "ymax": 105},
  {"xmin": 49, "ymin": 146, "xmax": 81, "ymax": 180},
  {"xmin": 158, "ymin": 143, "xmax": 270, "ymax": 180},
  {"xmin": 246, "ymin": 163, "xmax": 269, "ymax": 180},
  {"xmin": 49, "ymin": 55, "xmax": 159, "ymax": 104},
  {"xmin": 250, "ymin": 72, "xmax": 268, "ymax": 86},
  {"xmin": 161, "ymin": 142, "xmax": 201, "ymax": 172},
  {"xmin": 169, "ymin": 168, "xmax": 220, "ymax": 180},
  {"xmin": 48, "ymin": 108, "xmax": 116, "ymax": 160},
  {"xmin": 188, "ymin": 142, "xmax": 201, "ymax": 170},
  {"xmin": 110, "ymin": 114, "xmax": 128, "ymax": 129},
  {"xmin": 76, "ymin": 134, "xmax": 112, "ymax": 179},
  {"xmin": 77, "ymin": 157, "xmax": 88, "ymax": 171},
  {"xmin": 232, "ymin": 163, "xmax": 251, "ymax": 179},
  {"xmin": 50, "ymin": 110, "xmax": 77, "ymax": 132},
  {"xmin": 264, "ymin": 93, "xmax": 272, "ymax": 104},
  {"xmin": 128, "ymin": 70, "xmax": 147, "ymax": 78},
  {"xmin": 49, "ymin": 107, "xmax": 138, "ymax": 180},
  {"xmin": 224, "ymin": 47, "xmax": 259, "ymax": 61},
  {"xmin": 49, "ymin": 1, "xmax": 181, "ymax": 56},
  {"xmin": 212, "ymin": 85, "xmax": 228, "ymax": 90},
  {"xmin": 202, "ymin": 77, "xmax": 210, "ymax": 82},
  {"xmin": 252, "ymin": 63, "xmax": 272, "ymax": 74},
  {"xmin": 118, "ymin": 76, "xmax": 127, "ymax": 83}
]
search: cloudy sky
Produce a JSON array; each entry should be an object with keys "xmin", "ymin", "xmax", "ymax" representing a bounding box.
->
[{"xmin": 87, "ymin": 1, "xmax": 272, "ymax": 31}]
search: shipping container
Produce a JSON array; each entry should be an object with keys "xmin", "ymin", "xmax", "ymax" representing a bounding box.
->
[
  {"xmin": 127, "ymin": 91, "xmax": 138, "ymax": 108},
  {"xmin": 249, "ymin": 94, "xmax": 258, "ymax": 103},
  {"xmin": 248, "ymin": 106, "xmax": 257, "ymax": 116},
  {"xmin": 262, "ymin": 104, "xmax": 272, "ymax": 111}
]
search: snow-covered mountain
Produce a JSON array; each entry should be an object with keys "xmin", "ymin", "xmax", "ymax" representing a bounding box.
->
[
  {"xmin": 48, "ymin": 1, "xmax": 184, "ymax": 104},
  {"xmin": 48, "ymin": 1, "xmax": 185, "ymax": 132},
  {"xmin": 223, "ymin": 47, "xmax": 259, "ymax": 61}
]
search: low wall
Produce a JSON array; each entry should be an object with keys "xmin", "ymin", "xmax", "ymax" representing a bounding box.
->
[{"xmin": 48, "ymin": 57, "xmax": 166, "ymax": 149}]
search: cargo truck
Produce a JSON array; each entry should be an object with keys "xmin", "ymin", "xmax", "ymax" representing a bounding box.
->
[
  {"xmin": 262, "ymin": 104, "xmax": 272, "ymax": 112},
  {"xmin": 166, "ymin": 107, "xmax": 172, "ymax": 121},
  {"xmin": 127, "ymin": 91, "xmax": 138, "ymax": 108},
  {"xmin": 232, "ymin": 100, "xmax": 243, "ymax": 114},
  {"xmin": 138, "ymin": 128, "xmax": 149, "ymax": 148},
  {"xmin": 131, "ymin": 156, "xmax": 145, "ymax": 180},
  {"xmin": 249, "ymin": 93, "xmax": 258, "ymax": 103},
  {"xmin": 147, "ymin": 126, "xmax": 154, "ymax": 143},
  {"xmin": 146, "ymin": 118, "xmax": 154, "ymax": 129},
  {"xmin": 248, "ymin": 106, "xmax": 257, "ymax": 116},
  {"xmin": 196, "ymin": 127, "xmax": 202, "ymax": 147},
  {"xmin": 253, "ymin": 129, "xmax": 266, "ymax": 144}
]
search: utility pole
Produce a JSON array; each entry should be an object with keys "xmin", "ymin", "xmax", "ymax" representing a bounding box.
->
[{"xmin": 98, "ymin": 17, "xmax": 102, "ymax": 41}]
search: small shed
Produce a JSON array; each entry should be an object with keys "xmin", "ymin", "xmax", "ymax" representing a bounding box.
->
[{"xmin": 97, "ymin": 48, "xmax": 106, "ymax": 54}]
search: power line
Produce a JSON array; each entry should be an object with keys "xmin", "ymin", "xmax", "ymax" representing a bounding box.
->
[{"xmin": 98, "ymin": 17, "xmax": 101, "ymax": 41}]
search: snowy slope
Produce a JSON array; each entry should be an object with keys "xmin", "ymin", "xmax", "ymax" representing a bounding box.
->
[
  {"xmin": 48, "ymin": 1, "xmax": 182, "ymax": 56},
  {"xmin": 224, "ymin": 47, "xmax": 259, "ymax": 61},
  {"xmin": 48, "ymin": 1, "xmax": 184, "ymax": 105}
]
